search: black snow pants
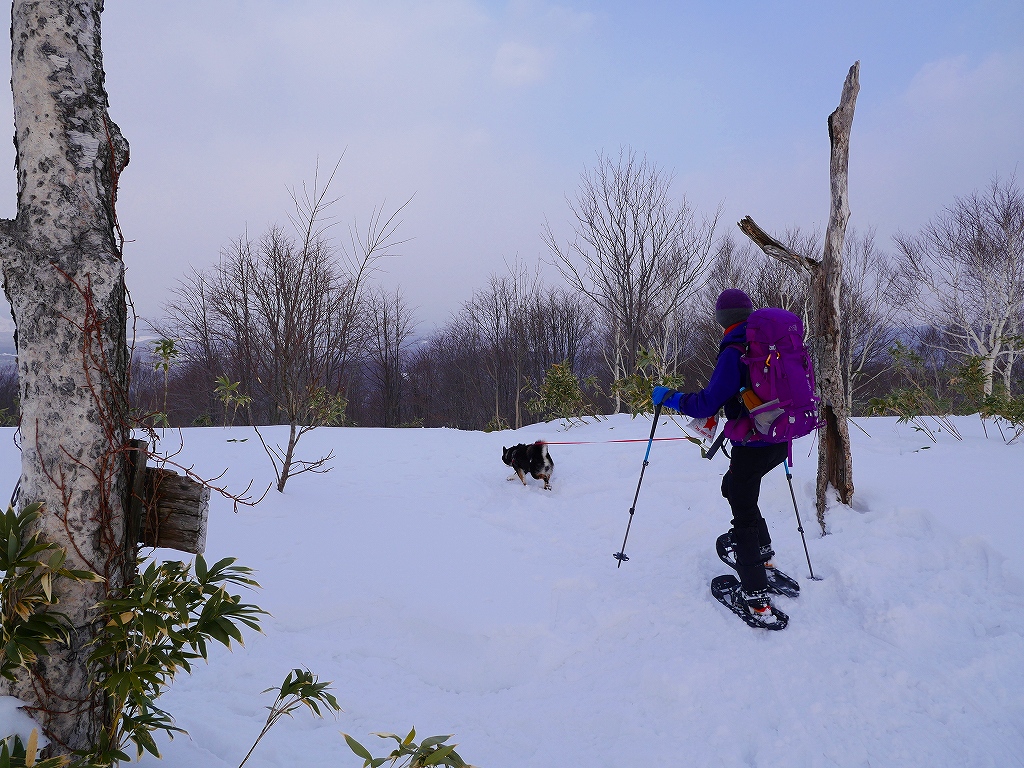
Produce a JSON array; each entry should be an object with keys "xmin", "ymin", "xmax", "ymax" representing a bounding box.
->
[{"xmin": 720, "ymin": 442, "xmax": 789, "ymax": 594}]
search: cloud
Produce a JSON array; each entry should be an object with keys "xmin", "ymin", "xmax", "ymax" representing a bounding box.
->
[
  {"xmin": 492, "ymin": 41, "xmax": 550, "ymax": 86},
  {"xmin": 844, "ymin": 47, "xmax": 1024, "ymax": 248},
  {"xmin": 894, "ymin": 49, "xmax": 1024, "ymax": 158},
  {"xmin": 905, "ymin": 50, "xmax": 1024, "ymax": 109},
  {"xmin": 543, "ymin": 5, "xmax": 596, "ymax": 35}
]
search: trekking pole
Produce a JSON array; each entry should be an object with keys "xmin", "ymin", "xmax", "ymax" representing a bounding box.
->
[
  {"xmin": 614, "ymin": 403, "xmax": 663, "ymax": 567},
  {"xmin": 783, "ymin": 458, "xmax": 821, "ymax": 580}
]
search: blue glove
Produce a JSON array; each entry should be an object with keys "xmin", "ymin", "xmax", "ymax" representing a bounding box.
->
[{"xmin": 652, "ymin": 386, "xmax": 676, "ymax": 406}]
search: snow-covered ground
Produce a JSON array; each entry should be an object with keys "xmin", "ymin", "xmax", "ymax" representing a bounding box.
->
[{"xmin": 2, "ymin": 415, "xmax": 1024, "ymax": 767}]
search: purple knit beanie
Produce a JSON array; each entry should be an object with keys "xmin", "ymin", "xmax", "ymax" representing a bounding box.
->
[{"xmin": 715, "ymin": 289, "xmax": 753, "ymax": 328}]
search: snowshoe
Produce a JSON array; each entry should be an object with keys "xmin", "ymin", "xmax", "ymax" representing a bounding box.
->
[
  {"xmin": 716, "ymin": 531, "xmax": 800, "ymax": 599},
  {"xmin": 711, "ymin": 575, "xmax": 788, "ymax": 630}
]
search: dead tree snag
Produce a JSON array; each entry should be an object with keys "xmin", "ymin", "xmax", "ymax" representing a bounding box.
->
[{"xmin": 739, "ymin": 61, "xmax": 860, "ymax": 531}]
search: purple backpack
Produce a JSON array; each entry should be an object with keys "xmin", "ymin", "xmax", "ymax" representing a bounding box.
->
[{"xmin": 723, "ymin": 308, "xmax": 821, "ymax": 444}]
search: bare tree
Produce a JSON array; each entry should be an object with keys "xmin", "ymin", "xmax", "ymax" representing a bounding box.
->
[
  {"xmin": 739, "ymin": 61, "xmax": 861, "ymax": 529},
  {"xmin": 462, "ymin": 262, "xmax": 541, "ymax": 429},
  {"xmin": 249, "ymin": 178, "xmax": 407, "ymax": 491},
  {"xmin": 401, "ymin": 270, "xmax": 599, "ymax": 431},
  {"xmin": 365, "ymin": 287, "xmax": 418, "ymax": 427},
  {"xmin": 161, "ymin": 167, "xmax": 408, "ymax": 490},
  {"xmin": 404, "ymin": 319, "xmax": 493, "ymax": 429},
  {"xmin": 524, "ymin": 283, "xmax": 596, "ymax": 380},
  {"xmin": 840, "ymin": 228, "xmax": 900, "ymax": 411},
  {"xmin": 543, "ymin": 147, "xmax": 717, "ymax": 410},
  {"xmin": 239, "ymin": 218, "xmax": 348, "ymax": 490},
  {"xmin": 0, "ymin": 0, "xmax": 132, "ymax": 751},
  {"xmin": 894, "ymin": 175, "xmax": 1024, "ymax": 396},
  {"xmin": 999, "ymin": 325, "xmax": 1022, "ymax": 396},
  {"xmin": 155, "ymin": 267, "xmax": 225, "ymax": 420}
]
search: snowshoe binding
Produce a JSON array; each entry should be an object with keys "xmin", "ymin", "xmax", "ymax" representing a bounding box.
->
[
  {"xmin": 716, "ymin": 531, "xmax": 800, "ymax": 599},
  {"xmin": 711, "ymin": 575, "xmax": 788, "ymax": 630}
]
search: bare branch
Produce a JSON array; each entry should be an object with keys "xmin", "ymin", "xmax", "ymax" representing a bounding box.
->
[{"xmin": 737, "ymin": 216, "xmax": 819, "ymax": 277}]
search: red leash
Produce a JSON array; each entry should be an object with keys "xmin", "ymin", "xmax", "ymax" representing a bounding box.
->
[{"xmin": 537, "ymin": 437, "xmax": 694, "ymax": 446}]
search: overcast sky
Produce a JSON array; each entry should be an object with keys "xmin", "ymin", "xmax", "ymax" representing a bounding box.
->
[{"xmin": 1, "ymin": 0, "xmax": 1022, "ymax": 332}]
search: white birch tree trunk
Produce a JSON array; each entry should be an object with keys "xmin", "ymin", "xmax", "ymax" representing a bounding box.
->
[
  {"xmin": 0, "ymin": 0, "xmax": 130, "ymax": 754},
  {"xmin": 983, "ymin": 352, "xmax": 998, "ymax": 397},
  {"xmin": 1003, "ymin": 348, "xmax": 1017, "ymax": 396}
]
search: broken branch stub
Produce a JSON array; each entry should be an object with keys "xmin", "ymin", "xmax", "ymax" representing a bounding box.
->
[{"xmin": 737, "ymin": 216, "xmax": 819, "ymax": 276}]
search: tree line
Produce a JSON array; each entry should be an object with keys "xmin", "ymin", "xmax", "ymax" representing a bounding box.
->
[{"xmin": 122, "ymin": 150, "xmax": 1024, "ymax": 434}]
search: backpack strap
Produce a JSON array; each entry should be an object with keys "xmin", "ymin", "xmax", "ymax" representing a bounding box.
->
[
  {"xmin": 704, "ymin": 429, "xmax": 729, "ymax": 461},
  {"xmin": 721, "ymin": 342, "xmax": 750, "ymax": 401}
]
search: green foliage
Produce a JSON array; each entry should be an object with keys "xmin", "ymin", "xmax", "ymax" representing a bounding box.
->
[
  {"xmin": 151, "ymin": 339, "xmax": 179, "ymax": 375},
  {"xmin": 482, "ymin": 416, "xmax": 509, "ymax": 433},
  {"xmin": 942, "ymin": 352, "xmax": 1024, "ymax": 437},
  {"xmin": 947, "ymin": 355, "xmax": 987, "ymax": 403},
  {"xmin": 868, "ymin": 342, "xmax": 962, "ymax": 441},
  {"xmin": 153, "ymin": 339, "xmax": 180, "ymax": 429},
  {"xmin": 237, "ymin": 668, "xmax": 341, "ymax": 768},
  {"xmin": 0, "ymin": 732, "xmax": 69, "ymax": 768},
  {"xmin": 611, "ymin": 347, "xmax": 686, "ymax": 417},
  {"xmin": 303, "ymin": 387, "xmax": 347, "ymax": 428},
  {"xmin": 0, "ymin": 407, "xmax": 18, "ymax": 428},
  {"xmin": 0, "ymin": 503, "xmax": 102, "ymax": 681},
  {"xmin": 871, "ymin": 345, "xmax": 1024, "ymax": 443},
  {"xmin": 868, "ymin": 385, "xmax": 960, "ymax": 442},
  {"xmin": 978, "ymin": 390, "xmax": 1024, "ymax": 444},
  {"xmin": 86, "ymin": 556, "xmax": 266, "ymax": 765},
  {"xmin": 867, "ymin": 346, "xmax": 1024, "ymax": 442},
  {"xmin": 979, "ymin": 391, "xmax": 1024, "ymax": 424},
  {"xmin": 192, "ymin": 414, "xmax": 214, "ymax": 427},
  {"xmin": 344, "ymin": 728, "xmax": 474, "ymax": 768},
  {"xmin": 945, "ymin": 354, "xmax": 1024, "ymax": 442},
  {"xmin": 214, "ymin": 376, "xmax": 253, "ymax": 428},
  {"xmin": 526, "ymin": 361, "xmax": 600, "ymax": 426}
]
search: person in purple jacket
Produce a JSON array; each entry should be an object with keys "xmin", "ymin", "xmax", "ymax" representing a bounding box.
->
[{"xmin": 652, "ymin": 289, "xmax": 789, "ymax": 622}]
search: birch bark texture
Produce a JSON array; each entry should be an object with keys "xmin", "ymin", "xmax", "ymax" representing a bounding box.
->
[
  {"xmin": 0, "ymin": 0, "xmax": 130, "ymax": 753},
  {"xmin": 738, "ymin": 61, "xmax": 859, "ymax": 531}
]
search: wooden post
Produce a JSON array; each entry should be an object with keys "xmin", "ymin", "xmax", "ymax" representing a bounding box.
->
[
  {"xmin": 125, "ymin": 439, "xmax": 148, "ymax": 571},
  {"xmin": 126, "ymin": 440, "xmax": 209, "ymax": 555},
  {"xmin": 140, "ymin": 468, "xmax": 210, "ymax": 554}
]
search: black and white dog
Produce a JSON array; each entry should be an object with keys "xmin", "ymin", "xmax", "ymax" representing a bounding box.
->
[{"xmin": 502, "ymin": 441, "xmax": 554, "ymax": 491}]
